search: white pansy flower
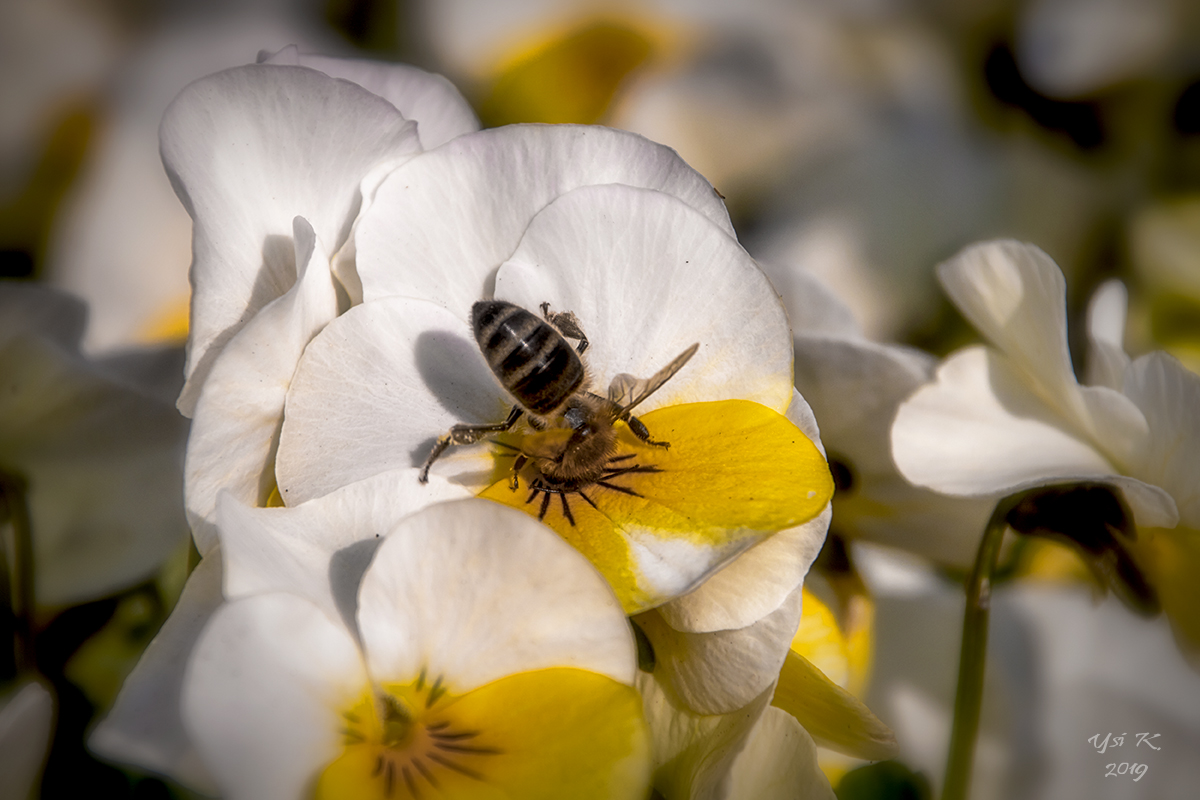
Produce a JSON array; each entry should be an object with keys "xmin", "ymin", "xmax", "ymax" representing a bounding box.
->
[
  {"xmin": 891, "ymin": 239, "xmax": 1200, "ymax": 655},
  {"xmin": 92, "ymin": 468, "xmax": 466, "ymax": 792},
  {"xmin": 275, "ymin": 123, "xmax": 832, "ymax": 618},
  {"xmin": 182, "ymin": 498, "xmax": 650, "ymax": 800},
  {"xmin": 0, "ymin": 282, "xmax": 187, "ymax": 605},
  {"xmin": 159, "ymin": 55, "xmax": 478, "ymax": 552},
  {"xmin": 758, "ymin": 260, "xmax": 994, "ymax": 567}
]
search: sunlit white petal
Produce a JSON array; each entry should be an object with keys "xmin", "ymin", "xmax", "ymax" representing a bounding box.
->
[
  {"xmin": 162, "ymin": 64, "xmax": 421, "ymax": 412},
  {"xmin": 357, "ymin": 500, "xmax": 635, "ymax": 690},
  {"xmin": 183, "ymin": 593, "xmax": 368, "ymax": 800},
  {"xmin": 184, "ymin": 216, "xmax": 339, "ymax": 553},
  {"xmin": 353, "ymin": 124, "xmax": 733, "ymax": 314}
]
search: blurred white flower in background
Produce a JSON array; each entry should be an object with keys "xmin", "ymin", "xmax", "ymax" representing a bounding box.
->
[
  {"xmin": 0, "ymin": 282, "xmax": 188, "ymax": 606},
  {"xmin": 45, "ymin": 7, "xmax": 337, "ymax": 353},
  {"xmin": 0, "ymin": 679, "xmax": 55, "ymax": 800},
  {"xmin": 891, "ymin": 240, "xmax": 1200, "ymax": 658},
  {"xmin": 757, "ymin": 259, "xmax": 995, "ymax": 567},
  {"xmin": 1016, "ymin": 0, "xmax": 1200, "ymax": 98}
]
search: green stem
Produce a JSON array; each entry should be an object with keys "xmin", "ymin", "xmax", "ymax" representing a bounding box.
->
[
  {"xmin": 942, "ymin": 495, "xmax": 1019, "ymax": 800},
  {"xmin": 0, "ymin": 468, "xmax": 36, "ymax": 674}
]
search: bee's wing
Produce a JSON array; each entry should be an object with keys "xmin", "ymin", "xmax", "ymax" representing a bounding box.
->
[{"xmin": 607, "ymin": 343, "xmax": 699, "ymax": 416}]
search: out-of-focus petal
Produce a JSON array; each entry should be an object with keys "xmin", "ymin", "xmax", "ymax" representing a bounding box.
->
[
  {"xmin": 726, "ymin": 707, "xmax": 835, "ymax": 800},
  {"xmin": 936, "ymin": 240, "xmax": 1148, "ymax": 467},
  {"xmin": 357, "ymin": 500, "xmax": 636, "ymax": 691},
  {"xmin": 0, "ymin": 335, "xmax": 188, "ymax": 605},
  {"xmin": 0, "ymin": 282, "xmax": 86, "ymax": 349},
  {"xmin": 1018, "ymin": 0, "xmax": 1176, "ymax": 97},
  {"xmin": 1123, "ymin": 353, "xmax": 1200, "ymax": 528},
  {"xmin": 161, "ymin": 64, "xmax": 421, "ymax": 413},
  {"xmin": 1084, "ymin": 278, "xmax": 1130, "ymax": 391},
  {"xmin": 353, "ymin": 124, "xmax": 732, "ymax": 314},
  {"xmin": 91, "ymin": 552, "xmax": 224, "ymax": 793},
  {"xmin": 0, "ymin": 679, "xmax": 54, "ymax": 800},
  {"xmin": 893, "ymin": 346, "xmax": 1178, "ymax": 528},
  {"xmin": 893, "ymin": 346, "xmax": 1111, "ymax": 494},
  {"xmin": 771, "ymin": 650, "xmax": 897, "ymax": 761},
  {"xmin": 794, "ymin": 336, "xmax": 932, "ymax": 476}
]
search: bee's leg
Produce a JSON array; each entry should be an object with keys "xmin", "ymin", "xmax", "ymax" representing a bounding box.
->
[
  {"xmin": 625, "ymin": 413, "xmax": 670, "ymax": 449},
  {"xmin": 509, "ymin": 453, "xmax": 527, "ymax": 490},
  {"xmin": 418, "ymin": 406, "xmax": 523, "ymax": 482},
  {"xmin": 540, "ymin": 302, "xmax": 589, "ymax": 355}
]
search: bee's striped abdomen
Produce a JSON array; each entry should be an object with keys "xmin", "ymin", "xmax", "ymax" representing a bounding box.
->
[{"xmin": 471, "ymin": 300, "xmax": 585, "ymax": 416}]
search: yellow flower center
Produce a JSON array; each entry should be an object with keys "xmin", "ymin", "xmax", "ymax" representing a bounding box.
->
[
  {"xmin": 479, "ymin": 399, "xmax": 834, "ymax": 613},
  {"xmin": 320, "ymin": 672, "xmax": 497, "ymax": 799},
  {"xmin": 316, "ymin": 669, "xmax": 650, "ymax": 800}
]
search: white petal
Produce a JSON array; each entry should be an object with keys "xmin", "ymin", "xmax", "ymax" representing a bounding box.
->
[
  {"xmin": 45, "ymin": 15, "xmax": 323, "ymax": 353},
  {"xmin": 756, "ymin": 260, "xmax": 863, "ymax": 339},
  {"xmin": 726, "ymin": 707, "xmax": 834, "ymax": 800},
  {"xmin": 91, "ymin": 552, "xmax": 224, "ymax": 793},
  {"xmin": 183, "ymin": 593, "xmax": 368, "ymax": 800},
  {"xmin": 0, "ymin": 336, "xmax": 189, "ymax": 605},
  {"xmin": 276, "ymin": 297, "xmax": 506, "ymax": 504},
  {"xmin": 794, "ymin": 335, "xmax": 933, "ymax": 476},
  {"xmin": 162, "ymin": 64, "xmax": 421, "ymax": 413},
  {"xmin": 838, "ymin": 474, "xmax": 996, "ymax": 569},
  {"xmin": 185, "ymin": 217, "xmax": 339, "ymax": 553},
  {"xmin": 637, "ymin": 585, "xmax": 804, "ymax": 715},
  {"xmin": 893, "ymin": 346, "xmax": 1116, "ymax": 495},
  {"xmin": 638, "ymin": 671, "xmax": 773, "ymax": 800},
  {"xmin": 265, "ymin": 46, "xmax": 479, "ymax": 149},
  {"xmin": 354, "ymin": 124, "xmax": 733, "ymax": 316},
  {"xmin": 1018, "ymin": 0, "xmax": 1175, "ymax": 96},
  {"xmin": 936, "ymin": 240, "xmax": 1147, "ymax": 463},
  {"xmin": 0, "ymin": 680, "xmax": 54, "ymax": 800},
  {"xmin": 1084, "ymin": 278, "xmax": 1130, "ymax": 390},
  {"xmin": 1124, "ymin": 352, "xmax": 1200, "ymax": 528},
  {"xmin": 217, "ymin": 470, "xmax": 469, "ymax": 630},
  {"xmin": 357, "ymin": 499, "xmax": 636, "ymax": 691},
  {"xmin": 0, "ymin": 283, "xmax": 86, "ymax": 350},
  {"xmin": 786, "ymin": 387, "xmax": 826, "ymax": 459},
  {"xmin": 495, "ymin": 184, "xmax": 793, "ymax": 412},
  {"xmin": 892, "ymin": 347, "xmax": 1178, "ymax": 528},
  {"xmin": 655, "ymin": 507, "xmax": 830, "ymax": 635},
  {"xmin": 938, "ymin": 241, "xmax": 1079, "ymax": 411}
]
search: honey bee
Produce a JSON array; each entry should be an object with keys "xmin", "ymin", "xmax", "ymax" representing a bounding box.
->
[{"xmin": 419, "ymin": 300, "xmax": 698, "ymax": 521}]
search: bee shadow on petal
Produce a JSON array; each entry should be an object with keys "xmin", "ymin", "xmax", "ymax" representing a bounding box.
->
[
  {"xmin": 410, "ymin": 329, "xmax": 511, "ymax": 468},
  {"xmin": 329, "ymin": 537, "xmax": 383, "ymax": 637}
]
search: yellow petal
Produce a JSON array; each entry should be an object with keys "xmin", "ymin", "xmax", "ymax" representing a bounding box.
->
[
  {"xmin": 479, "ymin": 21, "xmax": 654, "ymax": 126},
  {"xmin": 1133, "ymin": 526, "xmax": 1200, "ymax": 664},
  {"xmin": 317, "ymin": 669, "xmax": 649, "ymax": 800},
  {"xmin": 792, "ymin": 585, "xmax": 875, "ymax": 699},
  {"xmin": 480, "ymin": 400, "xmax": 834, "ymax": 613},
  {"xmin": 772, "ymin": 651, "xmax": 897, "ymax": 762}
]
